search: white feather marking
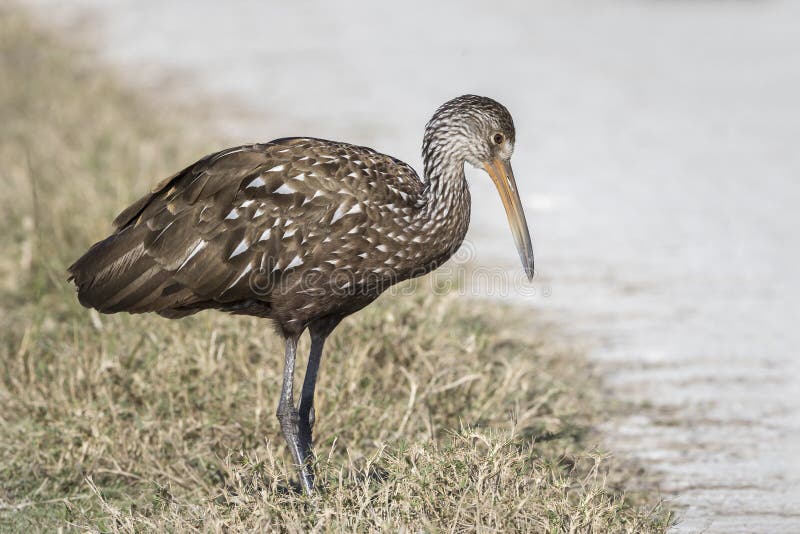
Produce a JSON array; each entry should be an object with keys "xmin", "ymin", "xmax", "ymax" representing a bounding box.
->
[
  {"xmin": 229, "ymin": 239, "xmax": 249, "ymax": 258},
  {"xmin": 293, "ymin": 173, "xmax": 306, "ymax": 182},
  {"xmin": 154, "ymin": 220, "xmax": 174, "ymax": 241},
  {"xmin": 347, "ymin": 171, "xmax": 358, "ymax": 178},
  {"xmin": 225, "ymin": 209, "xmax": 239, "ymax": 220},
  {"xmin": 214, "ymin": 146, "xmax": 249, "ymax": 160},
  {"xmin": 330, "ymin": 206, "xmax": 346, "ymax": 224},
  {"xmin": 246, "ymin": 176, "xmax": 266, "ymax": 188},
  {"xmin": 284, "ymin": 228, "xmax": 296, "ymax": 238},
  {"xmin": 376, "ymin": 244, "xmax": 387, "ymax": 252},
  {"xmin": 253, "ymin": 207, "xmax": 265, "ymax": 218},
  {"xmin": 259, "ymin": 228, "xmax": 271, "ymax": 241},
  {"xmin": 286, "ymin": 255, "xmax": 303, "ymax": 270},
  {"xmin": 240, "ymin": 199, "xmax": 255, "ymax": 208},
  {"xmin": 274, "ymin": 183, "xmax": 294, "ymax": 195},
  {"xmin": 358, "ymin": 252, "xmax": 367, "ymax": 258},
  {"xmin": 346, "ymin": 204, "xmax": 362, "ymax": 215},
  {"xmin": 178, "ymin": 240, "xmax": 206, "ymax": 270},
  {"xmin": 226, "ymin": 263, "xmax": 252, "ymax": 291},
  {"xmin": 266, "ymin": 163, "xmax": 286, "ymax": 171}
]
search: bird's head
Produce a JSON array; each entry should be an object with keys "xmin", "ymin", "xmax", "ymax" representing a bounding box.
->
[{"xmin": 423, "ymin": 95, "xmax": 534, "ymax": 280}]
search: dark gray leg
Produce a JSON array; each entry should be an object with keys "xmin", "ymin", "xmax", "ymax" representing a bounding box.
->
[
  {"xmin": 275, "ymin": 336, "xmax": 314, "ymax": 495},
  {"xmin": 297, "ymin": 332, "xmax": 325, "ymax": 465},
  {"xmin": 296, "ymin": 318, "xmax": 341, "ymax": 490}
]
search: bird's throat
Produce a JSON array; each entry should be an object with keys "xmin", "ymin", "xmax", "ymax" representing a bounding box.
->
[{"xmin": 414, "ymin": 153, "xmax": 472, "ymax": 271}]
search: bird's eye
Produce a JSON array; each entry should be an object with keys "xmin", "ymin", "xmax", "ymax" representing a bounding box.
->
[{"xmin": 492, "ymin": 133, "xmax": 505, "ymax": 145}]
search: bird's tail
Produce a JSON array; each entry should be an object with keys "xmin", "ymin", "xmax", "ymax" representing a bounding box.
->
[{"xmin": 67, "ymin": 225, "xmax": 177, "ymax": 314}]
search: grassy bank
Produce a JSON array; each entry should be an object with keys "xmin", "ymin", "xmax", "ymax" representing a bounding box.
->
[{"xmin": 0, "ymin": 7, "xmax": 670, "ymax": 532}]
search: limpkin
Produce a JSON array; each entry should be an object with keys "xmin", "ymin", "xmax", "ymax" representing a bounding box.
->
[{"xmin": 69, "ymin": 95, "xmax": 534, "ymax": 494}]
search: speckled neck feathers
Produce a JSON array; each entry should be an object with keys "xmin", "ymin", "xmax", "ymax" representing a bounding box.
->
[{"xmin": 415, "ymin": 105, "xmax": 474, "ymax": 270}]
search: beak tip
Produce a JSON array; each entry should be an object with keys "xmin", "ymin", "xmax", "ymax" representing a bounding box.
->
[{"xmin": 521, "ymin": 256, "xmax": 534, "ymax": 281}]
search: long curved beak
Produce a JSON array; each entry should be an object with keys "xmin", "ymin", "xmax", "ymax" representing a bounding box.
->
[{"xmin": 483, "ymin": 158, "xmax": 535, "ymax": 280}]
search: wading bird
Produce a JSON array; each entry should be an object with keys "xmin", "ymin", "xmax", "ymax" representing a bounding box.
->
[{"xmin": 69, "ymin": 95, "xmax": 534, "ymax": 494}]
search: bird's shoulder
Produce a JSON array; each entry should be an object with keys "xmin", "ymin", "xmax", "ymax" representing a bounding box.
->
[{"xmin": 264, "ymin": 137, "xmax": 426, "ymax": 207}]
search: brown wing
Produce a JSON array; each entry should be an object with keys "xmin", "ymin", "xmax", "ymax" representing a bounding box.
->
[{"xmin": 68, "ymin": 137, "xmax": 424, "ymax": 317}]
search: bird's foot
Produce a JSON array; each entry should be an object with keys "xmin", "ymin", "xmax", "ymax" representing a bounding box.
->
[{"xmin": 277, "ymin": 405, "xmax": 315, "ymax": 495}]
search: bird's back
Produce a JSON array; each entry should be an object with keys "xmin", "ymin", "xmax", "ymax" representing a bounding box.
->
[{"xmin": 69, "ymin": 137, "xmax": 429, "ymax": 330}]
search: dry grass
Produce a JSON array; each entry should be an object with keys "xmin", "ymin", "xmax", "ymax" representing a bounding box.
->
[{"xmin": 0, "ymin": 7, "xmax": 671, "ymax": 532}]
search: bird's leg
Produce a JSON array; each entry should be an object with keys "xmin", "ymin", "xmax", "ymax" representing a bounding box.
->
[
  {"xmin": 275, "ymin": 336, "xmax": 314, "ymax": 495},
  {"xmin": 297, "ymin": 331, "xmax": 326, "ymax": 468},
  {"xmin": 296, "ymin": 317, "xmax": 341, "ymax": 489}
]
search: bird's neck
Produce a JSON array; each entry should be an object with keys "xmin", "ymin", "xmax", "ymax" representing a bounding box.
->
[{"xmin": 412, "ymin": 145, "xmax": 471, "ymax": 270}]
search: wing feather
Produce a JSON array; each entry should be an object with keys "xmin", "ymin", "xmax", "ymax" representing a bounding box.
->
[{"xmin": 71, "ymin": 137, "xmax": 425, "ymax": 317}]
